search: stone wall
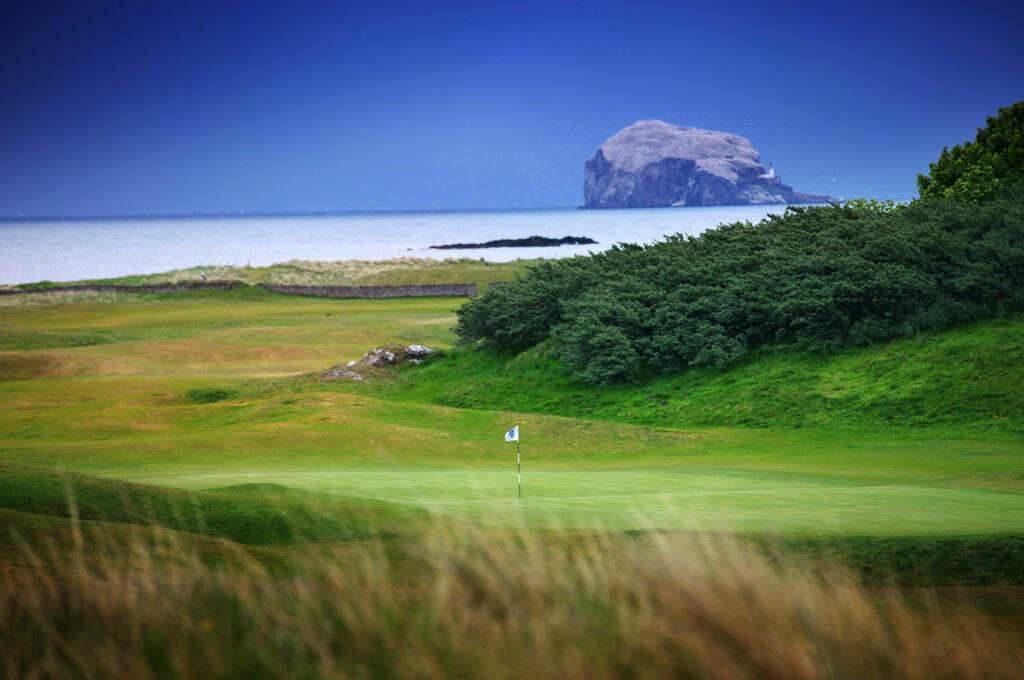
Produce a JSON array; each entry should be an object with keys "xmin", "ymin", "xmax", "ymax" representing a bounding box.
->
[
  {"xmin": 0, "ymin": 280, "xmax": 246, "ymax": 296},
  {"xmin": 258, "ymin": 283, "xmax": 477, "ymax": 298},
  {"xmin": 1, "ymin": 281, "xmax": 478, "ymax": 299}
]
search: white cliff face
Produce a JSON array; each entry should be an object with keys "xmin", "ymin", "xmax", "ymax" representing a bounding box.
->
[
  {"xmin": 598, "ymin": 120, "xmax": 761, "ymax": 172},
  {"xmin": 584, "ymin": 120, "xmax": 834, "ymax": 208}
]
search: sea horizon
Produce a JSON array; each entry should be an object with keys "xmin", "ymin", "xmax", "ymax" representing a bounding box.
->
[
  {"xmin": 1, "ymin": 194, "xmax": 929, "ymax": 223},
  {"xmin": 0, "ymin": 202, "xmax": 903, "ymax": 286},
  {"xmin": 0, "ymin": 204, "xmax": 584, "ymax": 223}
]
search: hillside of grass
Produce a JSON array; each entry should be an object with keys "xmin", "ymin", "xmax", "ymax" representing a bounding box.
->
[
  {"xmin": 1, "ymin": 256, "xmax": 540, "ymax": 292},
  {"xmin": 380, "ymin": 313, "xmax": 1024, "ymax": 435},
  {"xmin": 1, "ymin": 288, "xmax": 1020, "ymax": 533},
  {"xmin": 1, "ymin": 282, "xmax": 1022, "ymax": 569},
  {"xmin": 0, "ymin": 461, "xmax": 422, "ymax": 545}
]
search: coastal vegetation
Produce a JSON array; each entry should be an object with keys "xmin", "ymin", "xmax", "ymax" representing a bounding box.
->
[
  {"xmin": 2, "ymin": 102, "xmax": 1023, "ymax": 676},
  {"xmin": 0, "ymin": 287, "xmax": 1019, "ymax": 535},
  {"xmin": 917, "ymin": 100, "xmax": 1024, "ymax": 203},
  {"xmin": 455, "ymin": 181, "xmax": 1024, "ymax": 384},
  {"xmin": 0, "ymin": 256, "xmax": 538, "ymax": 294}
]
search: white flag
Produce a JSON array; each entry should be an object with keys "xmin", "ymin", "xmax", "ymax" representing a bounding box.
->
[{"xmin": 505, "ymin": 425, "xmax": 519, "ymax": 442}]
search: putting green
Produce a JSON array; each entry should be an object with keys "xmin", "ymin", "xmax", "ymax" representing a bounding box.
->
[{"xmin": 99, "ymin": 467, "xmax": 1024, "ymax": 535}]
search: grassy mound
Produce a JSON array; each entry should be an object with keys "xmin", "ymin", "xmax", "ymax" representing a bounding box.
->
[
  {"xmin": 0, "ymin": 462, "xmax": 418, "ymax": 545},
  {"xmin": 385, "ymin": 313, "xmax": 1024, "ymax": 434}
]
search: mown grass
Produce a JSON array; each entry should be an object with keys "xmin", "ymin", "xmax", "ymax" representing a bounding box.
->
[
  {"xmin": 1, "ymin": 365, "xmax": 1022, "ymax": 537},
  {"xmin": 0, "ymin": 287, "xmax": 463, "ymax": 379},
  {"xmin": 1, "ymin": 281, "xmax": 1023, "ymax": 676},
  {"xmin": 0, "ymin": 319, "xmax": 160, "ymax": 350},
  {"xmin": 3, "ymin": 461, "xmax": 1022, "ymax": 590},
  {"xmin": 0, "ymin": 291, "xmax": 1021, "ymax": 536}
]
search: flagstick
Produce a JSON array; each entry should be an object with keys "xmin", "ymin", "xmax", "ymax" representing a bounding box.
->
[{"xmin": 517, "ymin": 439, "xmax": 521, "ymax": 500}]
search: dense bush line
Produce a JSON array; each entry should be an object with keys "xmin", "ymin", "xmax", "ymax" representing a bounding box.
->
[
  {"xmin": 917, "ymin": 100, "xmax": 1023, "ymax": 203},
  {"xmin": 455, "ymin": 182, "xmax": 1024, "ymax": 384}
]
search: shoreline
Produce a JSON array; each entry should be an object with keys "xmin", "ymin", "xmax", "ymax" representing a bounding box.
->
[{"xmin": 0, "ymin": 203, "xmax": 859, "ymax": 285}]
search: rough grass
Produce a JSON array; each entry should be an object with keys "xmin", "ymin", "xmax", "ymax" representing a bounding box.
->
[
  {"xmin": 382, "ymin": 313, "xmax": 1024, "ymax": 433},
  {"xmin": 2, "ymin": 515, "xmax": 1022, "ymax": 679},
  {"xmin": 0, "ymin": 288, "xmax": 463, "ymax": 379},
  {"xmin": 0, "ymin": 289, "xmax": 140, "ymax": 306},
  {"xmin": 3, "ymin": 463, "xmax": 1023, "ymax": 590},
  {"xmin": 0, "ymin": 461, "xmax": 416, "ymax": 545},
  {"xmin": 0, "ymin": 256, "xmax": 541, "ymax": 293}
]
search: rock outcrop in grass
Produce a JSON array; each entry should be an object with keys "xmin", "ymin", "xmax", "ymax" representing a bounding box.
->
[{"xmin": 324, "ymin": 343, "xmax": 435, "ymax": 380}]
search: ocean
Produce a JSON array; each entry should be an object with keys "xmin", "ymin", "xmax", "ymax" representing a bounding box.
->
[{"xmin": 0, "ymin": 205, "xmax": 800, "ymax": 285}]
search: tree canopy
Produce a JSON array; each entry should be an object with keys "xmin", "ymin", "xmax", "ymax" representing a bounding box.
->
[
  {"xmin": 456, "ymin": 183, "xmax": 1024, "ymax": 384},
  {"xmin": 917, "ymin": 100, "xmax": 1024, "ymax": 203}
]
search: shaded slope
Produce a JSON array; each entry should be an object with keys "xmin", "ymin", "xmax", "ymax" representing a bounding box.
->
[
  {"xmin": 389, "ymin": 314, "xmax": 1024, "ymax": 434},
  {"xmin": 0, "ymin": 461, "xmax": 421, "ymax": 544}
]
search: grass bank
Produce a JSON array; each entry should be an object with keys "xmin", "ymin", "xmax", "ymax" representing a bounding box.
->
[
  {"xmin": 1, "ymin": 256, "xmax": 541, "ymax": 293},
  {"xmin": 379, "ymin": 313, "xmax": 1024, "ymax": 434}
]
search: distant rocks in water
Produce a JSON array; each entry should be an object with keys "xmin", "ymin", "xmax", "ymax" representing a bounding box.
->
[
  {"xmin": 584, "ymin": 120, "xmax": 839, "ymax": 208},
  {"xmin": 430, "ymin": 235, "xmax": 597, "ymax": 249}
]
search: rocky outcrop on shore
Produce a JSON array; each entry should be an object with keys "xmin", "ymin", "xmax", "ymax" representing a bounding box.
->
[{"xmin": 584, "ymin": 120, "xmax": 838, "ymax": 208}]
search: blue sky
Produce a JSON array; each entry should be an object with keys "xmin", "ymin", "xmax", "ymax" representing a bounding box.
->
[{"xmin": 1, "ymin": 0, "xmax": 1022, "ymax": 216}]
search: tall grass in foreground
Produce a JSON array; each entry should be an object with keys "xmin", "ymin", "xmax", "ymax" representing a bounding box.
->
[{"xmin": 2, "ymin": 519, "xmax": 1020, "ymax": 679}]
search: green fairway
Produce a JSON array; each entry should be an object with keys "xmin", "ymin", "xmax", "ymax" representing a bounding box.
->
[
  {"xmin": 2, "ymin": 287, "xmax": 1023, "ymax": 540},
  {"xmin": 0, "ymin": 288, "xmax": 463, "ymax": 379}
]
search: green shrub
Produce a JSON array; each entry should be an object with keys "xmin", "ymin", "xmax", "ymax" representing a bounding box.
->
[
  {"xmin": 455, "ymin": 182, "xmax": 1024, "ymax": 384},
  {"xmin": 917, "ymin": 100, "xmax": 1024, "ymax": 203},
  {"xmin": 185, "ymin": 387, "xmax": 238, "ymax": 404}
]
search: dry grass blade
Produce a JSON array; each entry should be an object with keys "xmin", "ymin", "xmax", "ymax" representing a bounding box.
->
[{"xmin": 2, "ymin": 516, "xmax": 1020, "ymax": 679}]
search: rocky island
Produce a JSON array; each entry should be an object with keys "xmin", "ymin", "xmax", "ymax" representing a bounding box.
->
[
  {"xmin": 584, "ymin": 120, "xmax": 838, "ymax": 208},
  {"xmin": 430, "ymin": 235, "xmax": 597, "ymax": 249}
]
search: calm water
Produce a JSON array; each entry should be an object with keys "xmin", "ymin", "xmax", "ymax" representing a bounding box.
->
[{"xmin": 0, "ymin": 205, "xmax": 797, "ymax": 285}]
